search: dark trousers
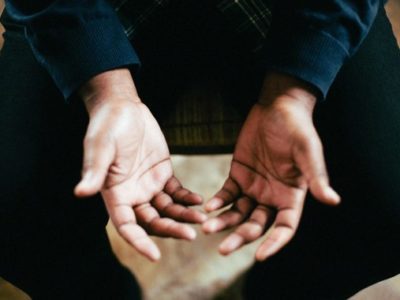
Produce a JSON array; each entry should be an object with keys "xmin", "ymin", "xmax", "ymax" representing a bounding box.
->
[
  {"xmin": 1, "ymin": 3, "xmax": 400, "ymax": 300},
  {"xmin": 0, "ymin": 17, "xmax": 141, "ymax": 300}
]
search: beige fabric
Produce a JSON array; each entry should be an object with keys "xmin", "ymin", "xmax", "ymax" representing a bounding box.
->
[{"xmin": 350, "ymin": 275, "xmax": 400, "ymax": 300}]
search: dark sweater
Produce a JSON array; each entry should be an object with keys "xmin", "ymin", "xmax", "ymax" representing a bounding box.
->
[{"xmin": 5, "ymin": 0, "xmax": 383, "ymax": 99}]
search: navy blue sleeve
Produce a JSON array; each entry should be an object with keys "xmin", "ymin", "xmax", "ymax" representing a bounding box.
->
[
  {"xmin": 263, "ymin": 0, "xmax": 382, "ymax": 98},
  {"xmin": 5, "ymin": 0, "xmax": 140, "ymax": 99}
]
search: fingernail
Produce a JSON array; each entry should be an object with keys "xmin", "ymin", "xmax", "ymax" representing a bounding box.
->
[
  {"xmin": 192, "ymin": 194, "xmax": 204, "ymax": 204},
  {"xmin": 75, "ymin": 172, "xmax": 97, "ymax": 197},
  {"xmin": 148, "ymin": 245, "xmax": 161, "ymax": 262},
  {"xmin": 256, "ymin": 251, "xmax": 269, "ymax": 261},
  {"xmin": 205, "ymin": 198, "xmax": 223, "ymax": 211},
  {"xmin": 203, "ymin": 219, "xmax": 220, "ymax": 233},
  {"xmin": 326, "ymin": 187, "xmax": 341, "ymax": 203},
  {"xmin": 197, "ymin": 213, "xmax": 208, "ymax": 223},
  {"xmin": 219, "ymin": 235, "xmax": 243, "ymax": 255},
  {"xmin": 185, "ymin": 227, "xmax": 197, "ymax": 240},
  {"xmin": 77, "ymin": 171, "xmax": 93, "ymax": 187},
  {"xmin": 255, "ymin": 246, "xmax": 273, "ymax": 261},
  {"xmin": 85, "ymin": 170, "xmax": 99, "ymax": 184},
  {"xmin": 75, "ymin": 181, "xmax": 88, "ymax": 196}
]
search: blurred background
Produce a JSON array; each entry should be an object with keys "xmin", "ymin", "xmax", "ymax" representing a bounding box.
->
[{"xmin": 0, "ymin": 1, "xmax": 399, "ymax": 299}]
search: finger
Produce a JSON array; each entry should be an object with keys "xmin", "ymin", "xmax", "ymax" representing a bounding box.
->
[
  {"xmin": 106, "ymin": 203, "xmax": 161, "ymax": 261},
  {"xmin": 147, "ymin": 218, "xmax": 197, "ymax": 240},
  {"xmin": 218, "ymin": 205, "xmax": 274, "ymax": 255},
  {"xmin": 119, "ymin": 223, "xmax": 161, "ymax": 262},
  {"xmin": 255, "ymin": 204, "xmax": 302, "ymax": 261},
  {"xmin": 135, "ymin": 203, "xmax": 197, "ymax": 240},
  {"xmin": 74, "ymin": 135, "xmax": 115, "ymax": 197},
  {"xmin": 164, "ymin": 176, "xmax": 203, "ymax": 205},
  {"xmin": 202, "ymin": 197, "xmax": 255, "ymax": 233},
  {"xmin": 204, "ymin": 177, "xmax": 241, "ymax": 212},
  {"xmin": 152, "ymin": 192, "xmax": 207, "ymax": 224},
  {"xmin": 294, "ymin": 133, "xmax": 340, "ymax": 205}
]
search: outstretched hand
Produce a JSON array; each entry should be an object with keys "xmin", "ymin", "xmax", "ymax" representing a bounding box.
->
[
  {"xmin": 74, "ymin": 69, "xmax": 206, "ymax": 261},
  {"xmin": 203, "ymin": 73, "xmax": 340, "ymax": 261}
]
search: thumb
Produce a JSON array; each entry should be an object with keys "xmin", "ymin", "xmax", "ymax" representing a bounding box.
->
[
  {"xmin": 294, "ymin": 133, "xmax": 341, "ymax": 206},
  {"xmin": 74, "ymin": 136, "xmax": 115, "ymax": 197}
]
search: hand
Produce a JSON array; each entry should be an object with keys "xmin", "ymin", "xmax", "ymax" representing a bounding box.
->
[
  {"xmin": 74, "ymin": 69, "xmax": 206, "ymax": 261},
  {"xmin": 202, "ymin": 73, "xmax": 340, "ymax": 261}
]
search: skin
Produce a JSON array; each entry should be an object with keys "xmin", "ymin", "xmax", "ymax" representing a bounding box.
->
[
  {"xmin": 74, "ymin": 69, "xmax": 206, "ymax": 262},
  {"xmin": 202, "ymin": 72, "xmax": 341, "ymax": 261},
  {"xmin": 73, "ymin": 68, "xmax": 340, "ymax": 262}
]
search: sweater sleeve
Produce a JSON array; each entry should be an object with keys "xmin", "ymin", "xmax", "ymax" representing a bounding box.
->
[
  {"xmin": 263, "ymin": 0, "xmax": 382, "ymax": 98},
  {"xmin": 5, "ymin": 0, "xmax": 140, "ymax": 100}
]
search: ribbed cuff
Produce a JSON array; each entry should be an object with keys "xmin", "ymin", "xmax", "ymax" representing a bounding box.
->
[
  {"xmin": 262, "ymin": 25, "xmax": 349, "ymax": 99},
  {"xmin": 26, "ymin": 14, "xmax": 140, "ymax": 100}
]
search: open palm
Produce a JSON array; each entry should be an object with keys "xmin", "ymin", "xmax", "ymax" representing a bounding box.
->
[
  {"xmin": 75, "ymin": 99, "xmax": 205, "ymax": 261},
  {"xmin": 203, "ymin": 84, "xmax": 340, "ymax": 261}
]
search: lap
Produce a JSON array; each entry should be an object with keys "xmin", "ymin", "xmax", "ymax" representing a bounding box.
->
[{"xmin": 1, "ymin": 4, "xmax": 399, "ymax": 299}]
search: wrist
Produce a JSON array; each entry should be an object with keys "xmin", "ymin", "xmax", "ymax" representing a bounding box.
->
[
  {"xmin": 258, "ymin": 72, "xmax": 318, "ymax": 113},
  {"xmin": 79, "ymin": 68, "xmax": 141, "ymax": 115}
]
